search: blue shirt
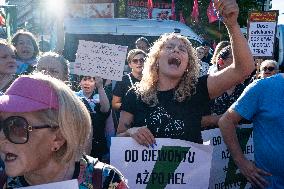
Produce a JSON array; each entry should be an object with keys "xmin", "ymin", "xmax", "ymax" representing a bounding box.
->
[
  {"xmin": 231, "ymin": 74, "xmax": 284, "ymax": 188},
  {"xmin": 75, "ymin": 90, "xmax": 100, "ymax": 112}
]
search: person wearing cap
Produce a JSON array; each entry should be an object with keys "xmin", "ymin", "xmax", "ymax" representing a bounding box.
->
[
  {"xmin": 0, "ymin": 40, "xmax": 17, "ymax": 95},
  {"xmin": 201, "ymin": 41, "xmax": 213, "ymax": 65},
  {"xmin": 0, "ymin": 73, "xmax": 128, "ymax": 188},
  {"xmin": 116, "ymin": 0, "xmax": 255, "ymax": 147}
]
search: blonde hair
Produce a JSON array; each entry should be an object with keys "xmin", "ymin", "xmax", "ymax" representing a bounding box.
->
[
  {"xmin": 20, "ymin": 73, "xmax": 91, "ymax": 163},
  {"xmin": 260, "ymin": 59, "xmax": 279, "ymax": 70},
  {"xmin": 136, "ymin": 33, "xmax": 199, "ymax": 106}
]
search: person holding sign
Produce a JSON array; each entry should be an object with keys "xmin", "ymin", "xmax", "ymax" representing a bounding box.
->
[
  {"xmin": 117, "ymin": 0, "xmax": 255, "ymax": 147},
  {"xmin": 219, "ymin": 73, "xmax": 284, "ymax": 188},
  {"xmin": 0, "ymin": 73, "xmax": 128, "ymax": 188}
]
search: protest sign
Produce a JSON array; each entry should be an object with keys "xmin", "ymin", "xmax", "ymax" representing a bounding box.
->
[
  {"xmin": 110, "ymin": 137, "xmax": 213, "ymax": 189},
  {"xmin": 248, "ymin": 11, "xmax": 278, "ymax": 58},
  {"xmin": 74, "ymin": 40, "xmax": 128, "ymax": 81},
  {"xmin": 19, "ymin": 179, "xmax": 79, "ymax": 189},
  {"xmin": 202, "ymin": 124, "xmax": 254, "ymax": 189}
]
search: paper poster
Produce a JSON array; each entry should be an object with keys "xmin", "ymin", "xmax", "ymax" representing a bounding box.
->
[
  {"xmin": 19, "ymin": 179, "xmax": 79, "ymax": 189},
  {"xmin": 202, "ymin": 124, "xmax": 254, "ymax": 189},
  {"xmin": 74, "ymin": 40, "xmax": 128, "ymax": 81},
  {"xmin": 110, "ymin": 137, "xmax": 213, "ymax": 189},
  {"xmin": 248, "ymin": 22, "xmax": 276, "ymax": 57}
]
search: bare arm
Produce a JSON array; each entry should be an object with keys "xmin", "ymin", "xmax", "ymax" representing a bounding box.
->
[
  {"xmin": 112, "ymin": 95, "xmax": 122, "ymax": 110},
  {"xmin": 219, "ymin": 108, "xmax": 271, "ymax": 188},
  {"xmin": 201, "ymin": 114, "xmax": 222, "ymax": 129},
  {"xmin": 208, "ymin": 0, "xmax": 255, "ymax": 99},
  {"xmin": 117, "ymin": 111, "xmax": 156, "ymax": 147},
  {"xmin": 117, "ymin": 111, "xmax": 134, "ymax": 137},
  {"xmin": 96, "ymin": 77, "xmax": 110, "ymax": 113}
]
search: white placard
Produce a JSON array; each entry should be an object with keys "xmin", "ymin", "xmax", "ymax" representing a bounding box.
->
[
  {"xmin": 248, "ymin": 22, "xmax": 276, "ymax": 57},
  {"xmin": 110, "ymin": 137, "xmax": 213, "ymax": 189},
  {"xmin": 19, "ymin": 179, "xmax": 79, "ymax": 189},
  {"xmin": 74, "ymin": 40, "xmax": 128, "ymax": 81},
  {"xmin": 202, "ymin": 124, "xmax": 254, "ymax": 189}
]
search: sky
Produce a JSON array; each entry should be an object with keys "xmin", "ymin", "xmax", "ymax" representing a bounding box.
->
[{"xmin": 272, "ymin": 0, "xmax": 284, "ymax": 24}]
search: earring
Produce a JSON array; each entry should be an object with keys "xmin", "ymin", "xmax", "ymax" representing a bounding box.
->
[{"xmin": 52, "ymin": 147, "xmax": 58, "ymax": 152}]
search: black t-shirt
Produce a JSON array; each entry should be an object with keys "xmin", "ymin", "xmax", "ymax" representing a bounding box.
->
[
  {"xmin": 121, "ymin": 75, "xmax": 210, "ymax": 144},
  {"xmin": 113, "ymin": 73, "xmax": 140, "ymax": 99}
]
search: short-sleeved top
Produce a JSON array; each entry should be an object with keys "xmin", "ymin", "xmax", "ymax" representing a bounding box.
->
[
  {"xmin": 231, "ymin": 74, "xmax": 284, "ymax": 187},
  {"xmin": 121, "ymin": 75, "xmax": 210, "ymax": 144},
  {"xmin": 113, "ymin": 73, "xmax": 140, "ymax": 99},
  {"xmin": 5, "ymin": 155, "xmax": 128, "ymax": 189}
]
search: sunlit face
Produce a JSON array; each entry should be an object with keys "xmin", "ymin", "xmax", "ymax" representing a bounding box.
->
[
  {"xmin": 196, "ymin": 48, "xmax": 205, "ymax": 59},
  {"xmin": 80, "ymin": 76, "xmax": 96, "ymax": 95},
  {"xmin": 260, "ymin": 63, "xmax": 277, "ymax": 78},
  {"xmin": 0, "ymin": 45, "xmax": 17, "ymax": 75},
  {"xmin": 15, "ymin": 34, "xmax": 35, "ymax": 60},
  {"xmin": 158, "ymin": 38, "xmax": 189, "ymax": 79},
  {"xmin": 136, "ymin": 41, "xmax": 149, "ymax": 53},
  {"xmin": 129, "ymin": 53, "xmax": 146, "ymax": 75},
  {"xmin": 0, "ymin": 112, "xmax": 56, "ymax": 177},
  {"xmin": 37, "ymin": 57, "xmax": 66, "ymax": 81}
]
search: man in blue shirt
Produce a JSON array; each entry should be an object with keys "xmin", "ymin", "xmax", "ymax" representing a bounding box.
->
[{"xmin": 219, "ymin": 73, "xmax": 284, "ymax": 189}]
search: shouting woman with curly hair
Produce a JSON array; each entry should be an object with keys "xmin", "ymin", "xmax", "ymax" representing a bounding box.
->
[{"xmin": 116, "ymin": 0, "xmax": 255, "ymax": 146}]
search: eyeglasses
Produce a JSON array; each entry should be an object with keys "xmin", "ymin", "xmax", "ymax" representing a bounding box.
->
[
  {"xmin": 132, "ymin": 58, "xmax": 145, "ymax": 64},
  {"xmin": 0, "ymin": 116, "xmax": 58, "ymax": 144},
  {"xmin": 261, "ymin": 66, "xmax": 275, "ymax": 72}
]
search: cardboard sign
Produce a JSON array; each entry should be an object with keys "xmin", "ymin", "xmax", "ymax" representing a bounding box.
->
[
  {"xmin": 19, "ymin": 179, "xmax": 79, "ymax": 189},
  {"xmin": 247, "ymin": 11, "xmax": 279, "ymax": 58},
  {"xmin": 74, "ymin": 40, "xmax": 128, "ymax": 81},
  {"xmin": 110, "ymin": 137, "xmax": 213, "ymax": 189},
  {"xmin": 202, "ymin": 124, "xmax": 254, "ymax": 189}
]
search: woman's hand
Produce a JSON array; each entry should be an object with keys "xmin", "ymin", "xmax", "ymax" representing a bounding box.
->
[
  {"xmin": 95, "ymin": 76, "xmax": 104, "ymax": 89},
  {"xmin": 127, "ymin": 126, "xmax": 156, "ymax": 148}
]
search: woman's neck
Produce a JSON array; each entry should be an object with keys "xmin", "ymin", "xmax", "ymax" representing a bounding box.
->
[
  {"xmin": 24, "ymin": 160, "xmax": 75, "ymax": 186},
  {"xmin": 157, "ymin": 76, "xmax": 180, "ymax": 91},
  {"xmin": 131, "ymin": 71, "xmax": 142, "ymax": 80},
  {"xmin": 83, "ymin": 91, "xmax": 94, "ymax": 99}
]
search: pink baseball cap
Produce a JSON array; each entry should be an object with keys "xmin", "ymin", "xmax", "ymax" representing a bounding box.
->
[{"xmin": 0, "ymin": 77, "xmax": 59, "ymax": 112}]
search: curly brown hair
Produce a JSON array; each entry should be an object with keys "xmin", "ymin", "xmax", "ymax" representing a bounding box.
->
[{"xmin": 135, "ymin": 33, "xmax": 200, "ymax": 106}]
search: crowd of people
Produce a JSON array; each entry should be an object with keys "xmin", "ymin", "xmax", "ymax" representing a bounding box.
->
[{"xmin": 0, "ymin": 0, "xmax": 283, "ymax": 188}]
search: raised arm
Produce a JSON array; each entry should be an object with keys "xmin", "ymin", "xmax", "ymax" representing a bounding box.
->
[
  {"xmin": 208, "ymin": 0, "xmax": 255, "ymax": 99},
  {"xmin": 96, "ymin": 77, "xmax": 110, "ymax": 113}
]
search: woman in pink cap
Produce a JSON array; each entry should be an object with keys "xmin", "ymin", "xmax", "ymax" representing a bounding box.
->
[{"xmin": 0, "ymin": 73, "xmax": 128, "ymax": 188}]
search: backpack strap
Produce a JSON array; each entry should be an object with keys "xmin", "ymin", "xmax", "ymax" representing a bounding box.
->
[{"xmin": 93, "ymin": 161, "xmax": 105, "ymax": 189}]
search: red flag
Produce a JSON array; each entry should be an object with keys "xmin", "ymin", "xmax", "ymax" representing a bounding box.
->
[
  {"xmin": 171, "ymin": 0, "xmax": 176, "ymax": 20},
  {"xmin": 207, "ymin": 1, "xmax": 218, "ymax": 23},
  {"xmin": 0, "ymin": 15, "xmax": 4, "ymax": 26},
  {"xmin": 191, "ymin": 0, "xmax": 199, "ymax": 23},
  {"xmin": 179, "ymin": 11, "xmax": 185, "ymax": 24},
  {"xmin": 148, "ymin": 0, "xmax": 153, "ymax": 19}
]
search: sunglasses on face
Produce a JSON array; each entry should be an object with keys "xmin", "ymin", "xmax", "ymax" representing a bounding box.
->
[
  {"xmin": 261, "ymin": 66, "xmax": 275, "ymax": 72},
  {"xmin": 132, "ymin": 58, "xmax": 145, "ymax": 64},
  {"xmin": 0, "ymin": 116, "xmax": 58, "ymax": 144}
]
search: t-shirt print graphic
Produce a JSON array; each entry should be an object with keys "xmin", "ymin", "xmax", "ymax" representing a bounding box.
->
[{"xmin": 145, "ymin": 106, "xmax": 185, "ymax": 138}]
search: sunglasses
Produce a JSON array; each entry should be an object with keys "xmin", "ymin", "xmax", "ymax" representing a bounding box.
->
[
  {"xmin": 0, "ymin": 116, "xmax": 58, "ymax": 144},
  {"xmin": 261, "ymin": 66, "xmax": 275, "ymax": 72},
  {"xmin": 132, "ymin": 58, "xmax": 145, "ymax": 64}
]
